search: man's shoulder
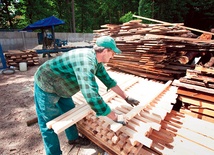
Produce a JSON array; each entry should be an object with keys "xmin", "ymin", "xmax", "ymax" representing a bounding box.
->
[{"xmin": 68, "ymin": 48, "xmax": 94, "ymax": 56}]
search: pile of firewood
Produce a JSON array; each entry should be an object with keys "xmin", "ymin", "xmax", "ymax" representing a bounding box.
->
[{"xmin": 4, "ymin": 49, "xmax": 39, "ymax": 68}]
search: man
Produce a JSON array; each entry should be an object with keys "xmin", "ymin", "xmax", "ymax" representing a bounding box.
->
[
  {"xmin": 34, "ymin": 36, "xmax": 140, "ymax": 155},
  {"xmin": 42, "ymin": 29, "xmax": 53, "ymax": 58}
]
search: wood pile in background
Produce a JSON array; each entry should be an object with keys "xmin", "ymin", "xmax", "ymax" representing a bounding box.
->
[
  {"xmin": 4, "ymin": 49, "xmax": 39, "ymax": 67},
  {"xmin": 92, "ymin": 19, "xmax": 214, "ymax": 82},
  {"xmin": 172, "ymin": 65, "xmax": 214, "ymax": 123}
]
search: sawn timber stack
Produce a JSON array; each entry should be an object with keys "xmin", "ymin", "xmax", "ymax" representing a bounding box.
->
[
  {"xmin": 92, "ymin": 19, "xmax": 214, "ymax": 82},
  {"xmin": 172, "ymin": 65, "xmax": 214, "ymax": 123},
  {"xmin": 47, "ymin": 70, "xmax": 214, "ymax": 155},
  {"xmin": 4, "ymin": 49, "xmax": 39, "ymax": 67}
]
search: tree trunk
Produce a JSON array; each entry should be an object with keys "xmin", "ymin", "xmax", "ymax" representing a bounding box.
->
[{"xmin": 71, "ymin": 0, "xmax": 76, "ymax": 32}]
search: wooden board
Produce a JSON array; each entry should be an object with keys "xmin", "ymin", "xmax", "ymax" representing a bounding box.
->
[
  {"xmin": 172, "ymin": 79, "xmax": 214, "ymax": 94},
  {"xmin": 177, "ymin": 87, "xmax": 214, "ymax": 102}
]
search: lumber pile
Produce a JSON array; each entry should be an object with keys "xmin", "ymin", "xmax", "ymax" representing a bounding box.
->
[
  {"xmin": 47, "ymin": 70, "xmax": 214, "ymax": 155},
  {"xmin": 172, "ymin": 65, "xmax": 214, "ymax": 123},
  {"xmin": 4, "ymin": 49, "xmax": 39, "ymax": 67},
  {"xmin": 78, "ymin": 110, "xmax": 214, "ymax": 155},
  {"xmin": 47, "ymin": 70, "xmax": 177, "ymax": 135},
  {"xmin": 145, "ymin": 110, "xmax": 214, "ymax": 155},
  {"xmin": 44, "ymin": 70, "xmax": 174, "ymax": 153},
  {"xmin": 92, "ymin": 18, "xmax": 214, "ymax": 82}
]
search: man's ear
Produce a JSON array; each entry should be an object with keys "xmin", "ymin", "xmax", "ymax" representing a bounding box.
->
[{"xmin": 102, "ymin": 48, "xmax": 108, "ymax": 53}]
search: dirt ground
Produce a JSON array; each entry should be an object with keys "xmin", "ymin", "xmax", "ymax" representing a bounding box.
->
[{"xmin": 0, "ymin": 54, "xmax": 106, "ymax": 155}]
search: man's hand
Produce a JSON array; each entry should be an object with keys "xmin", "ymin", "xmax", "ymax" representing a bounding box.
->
[
  {"xmin": 107, "ymin": 111, "xmax": 127, "ymax": 125},
  {"xmin": 115, "ymin": 114, "xmax": 127, "ymax": 125},
  {"xmin": 125, "ymin": 96, "xmax": 140, "ymax": 107}
]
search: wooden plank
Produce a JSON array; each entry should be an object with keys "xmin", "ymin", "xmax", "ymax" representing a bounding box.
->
[
  {"xmin": 188, "ymin": 106, "xmax": 214, "ymax": 118},
  {"xmin": 145, "ymin": 34, "xmax": 214, "ymax": 43},
  {"xmin": 125, "ymin": 80, "xmax": 172, "ymax": 120},
  {"xmin": 195, "ymin": 65, "xmax": 214, "ymax": 74},
  {"xmin": 119, "ymin": 105, "xmax": 161, "ymax": 131},
  {"xmin": 98, "ymin": 115, "xmax": 123, "ymax": 133},
  {"xmin": 97, "ymin": 115, "xmax": 153, "ymax": 147},
  {"xmin": 178, "ymin": 95, "xmax": 214, "ymax": 111},
  {"xmin": 161, "ymin": 121, "xmax": 214, "ymax": 151},
  {"xmin": 172, "ymin": 79, "xmax": 214, "ymax": 94},
  {"xmin": 52, "ymin": 105, "xmax": 92, "ymax": 134},
  {"xmin": 167, "ymin": 110, "xmax": 214, "ymax": 138},
  {"xmin": 179, "ymin": 77, "xmax": 214, "ymax": 89},
  {"xmin": 186, "ymin": 69, "xmax": 214, "ymax": 83},
  {"xmin": 150, "ymin": 132, "xmax": 214, "ymax": 155},
  {"xmin": 119, "ymin": 126, "xmax": 153, "ymax": 148},
  {"xmin": 46, "ymin": 104, "xmax": 86, "ymax": 129},
  {"xmin": 177, "ymin": 87, "xmax": 214, "ymax": 102},
  {"xmin": 77, "ymin": 123, "xmax": 122, "ymax": 155},
  {"xmin": 180, "ymin": 108, "xmax": 214, "ymax": 123}
]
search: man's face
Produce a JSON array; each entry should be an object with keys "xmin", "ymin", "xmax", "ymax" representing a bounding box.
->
[{"xmin": 101, "ymin": 49, "xmax": 115, "ymax": 63}]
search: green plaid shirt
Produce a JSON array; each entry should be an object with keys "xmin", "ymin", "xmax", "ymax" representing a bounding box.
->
[{"xmin": 34, "ymin": 48, "xmax": 117, "ymax": 116}]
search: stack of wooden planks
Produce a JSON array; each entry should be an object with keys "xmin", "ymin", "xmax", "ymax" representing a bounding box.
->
[
  {"xmin": 145, "ymin": 110, "xmax": 214, "ymax": 155},
  {"xmin": 4, "ymin": 49, "xmax": 39, "ymax": 67},
  {"xmin": 47, "ymin": 70, "xmax": 214, "ymax": 155},
  {"xmin": 172, "ymin": 65, "xmax": 214, "ymax": 123},
  {"xmin": 92, "ymin": 19, "xmax": 214, "ymax": 82}
]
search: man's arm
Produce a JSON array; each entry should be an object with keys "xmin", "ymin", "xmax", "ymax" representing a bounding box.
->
[
  {"xmin": 111, "ymin": 85, "xmax": 140, "ymax": 107},
  {"xmin": 111, "ymin": 85, "xmax": 127, "ymax": 99}
]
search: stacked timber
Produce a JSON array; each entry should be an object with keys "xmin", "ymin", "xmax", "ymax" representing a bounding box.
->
[
  {"xmin": 145, "ymin": 110, "xmax": 214, "ymax": 155},
  {"xmin": 47, "ymin": 70, "xmax": 214, "ymax": 155},
  {"xmin": 4, "ymin": 49, "xmax": 39, "ymax": 67},
  {"xmin": 172, "ymin": 65, "xmax": 214, "ymax": 123},
  {"xmin": 92, "ymin": 19, "xmax": 214, "ymax": 82}
]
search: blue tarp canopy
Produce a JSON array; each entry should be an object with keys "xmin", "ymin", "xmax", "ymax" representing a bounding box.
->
[{"xmin": 22, "ymin": 16, "xmax": 65, "ymax": 31}]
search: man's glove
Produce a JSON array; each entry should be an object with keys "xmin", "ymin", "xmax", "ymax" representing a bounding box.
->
[
  {"xmin": 115, "ymin": 114, "xmax": 127, "ymax": 125},
  {"xmin": 125, "ymin": 96, "xmax": 140, "ymax": 107}
]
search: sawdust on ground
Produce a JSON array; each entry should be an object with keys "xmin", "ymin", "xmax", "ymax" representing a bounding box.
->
[{"xmin": 0, "ymin": 54, "xmax": 106, "ymax": 155}]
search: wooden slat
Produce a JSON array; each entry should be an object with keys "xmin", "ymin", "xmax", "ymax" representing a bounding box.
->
[
  {"xmin": 52, "ymin": 104, "xmax": 92, "ymax": 134},
  {"xmin": 161, "ymin": 121, "xmax": 214, "ymax": 151},
  {"xmin": 172, "ymin": 79, "xmax": 214, "ymax": 94},
  {"xmin": 194, "ymin": 65, "xmax": 214, "ymax": 74},
  {"xmin": 177, "ymin": 87, "xmax": 214, "ymax": 102},
  {"xmin": 46, "ymin": 104, "xmax": 86, "ymax": 129},
  {"xmin": 145, "ymin": 34, "xmax": 214, "ymax": 43},
  {"xmin": 125, "ymin": 80, "xmax": 172, "ymax": 120},
  {"xmin": 179, "ymin": 95, "xmax": 214, "ymax": 111}
]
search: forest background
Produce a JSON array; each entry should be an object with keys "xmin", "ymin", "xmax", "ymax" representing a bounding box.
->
[{"xmin": 0, "ymin": 0, "xmax": 214, "ymax": 35}]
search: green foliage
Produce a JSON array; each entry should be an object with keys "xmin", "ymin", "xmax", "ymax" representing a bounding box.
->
[
  {"xmin": 0, "ymin": 0, "xmax": 213, "ymax": 32},
  {"xmin": 0, "ymin": 0, "xmax": 20, "ymax": 29},
  {"xmin": 120, "ymin": 11, "xmax": 135, "ymax": 23},
  {"xmin": 138, "ymin": 0, "xmax": 154, "ymax": 24}
]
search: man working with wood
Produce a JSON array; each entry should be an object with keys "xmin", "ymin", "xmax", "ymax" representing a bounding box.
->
[{"xmin": 34, "ymin": 36, "xmax": 140, "ymax": 155}]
